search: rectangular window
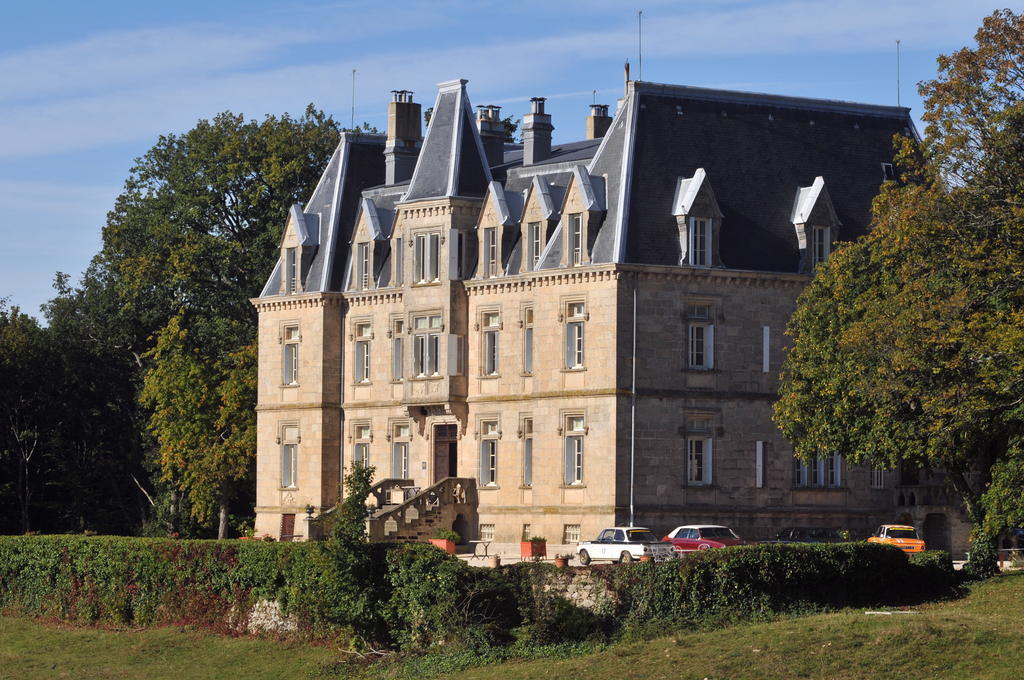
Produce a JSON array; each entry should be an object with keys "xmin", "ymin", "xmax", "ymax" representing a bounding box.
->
[
  {"xmin": 528, "ymin": 222, "xmax": 541, "ymax": 270},
  {"xmin": 394, "ymin": 238, "xmax": 403, "ymax": 285},
  {"xmin": 871, "ymin": 467, "xmax": 885, "ymax": 489},
  {"xmin": 479, "ymin": 420, "xmax": 498, "ymax": 486},
  {"xmin": 282, "ymin": 325, "xmax": 299, "ymax": 385},
  {"xmin": 811, "ymin": 226, "xmax": 830, "ymax": 265},
  {"xmin": 281, "ymin": 443, "xmax": 297, "ymax": 488},
  {"xmin": 563, "ymin": 524, "xmax": 581, "ymax": 543},
  {"xmin": 392, "ymin": 441, "xmax": 409, "ymax": 479},
  {"xmin": 354, "ymin": 323, "xmax": 371, "ymax": 383},
  {"xmin": 357, "ymin": 242, "xmax": 369, "ymax": 290},
  {"xmin": 794, "ymin": 456, "xmax": 840, "ymax": 488},
  {"xmin": 413, "ymin": 315, "xmax": 442, "ymax": 376},
  {"xmin": 827, "ymin": 454, "xmax": 842, "ymax": 487},
  {"xmin": 285, "ymin": 247, "xmax": 297, "ymax": 293},
  {"xmin": 413, "ymin": 234, "xmax": 440, "ymax": 282},
  {"xmin": 564, "ymin": 302, "xmax": 585, "ymax": 369},
  {"xmin": 563, "ymin": 415, "xmax": 585, "ymax": 485},
  {"xmin": 482, "ymin": 311, "xmax": 499, "ymax": 375},
  {"xmin": 522, "ymin": 417, "xmax": 533, "ymax": 486},
  {"xmin": 484, "ymin": 227, "xmax": 497, "ymax": 278},
  {"xmin": 353, "ymin": 442, "xmax": 369, "ymax": 467},
  {"xmin": 522, "ymin": 524, "xmax": 532, "ymax": 541},
  {"xmin": 688, "ymin": 322, "xmax": 714, "ymax": 369},
  {"xmin": 689, "ymin": 217, "xmax": 710, "ymax": 266},
  {"xmin": 687, "ymin": 416, "xmax": 712, "ymax": 485},
  {"xmin": 480, "ymin": 524, "xmax": 495, "ymax": 541},
  {"xmin": 392, "ymin": 321, "xmax": 404, "ymax": 381},
  {"xmin": 570, "ymin": 214, "xmax": 583, "ymax": 265},
  {"xmin": 523, "ymin": 307, "xmax": 534, "ymax": 374}
]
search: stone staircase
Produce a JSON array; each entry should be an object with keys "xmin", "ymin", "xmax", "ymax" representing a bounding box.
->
[{"xmin": 366, "ymin": 477, "xmax": 478, "ymax": 543}]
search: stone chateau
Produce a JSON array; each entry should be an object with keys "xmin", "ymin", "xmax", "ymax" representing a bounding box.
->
[{"xmin": 252, "ymin": 74, "xmax": 967, "ymax": 553}]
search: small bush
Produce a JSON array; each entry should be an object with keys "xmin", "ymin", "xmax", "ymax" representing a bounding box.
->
[{"xmin": 909, "ymin": 550, "xmax": 956, "ymax": 594}]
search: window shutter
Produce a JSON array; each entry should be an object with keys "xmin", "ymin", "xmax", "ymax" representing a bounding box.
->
[
  {"xmin": 493, "ymin": 331, "xmax": 499, "ymax": 373},
  {"xmin": 564, "ymin": 438, "xmax": 573, "ymax": 484},
  {"xmin": 446, "ymin": 334, "xmax": 462, "ymax": 376},
  {"xmin": 281, "ymin": 346, "xmax": 288, "ymax": 384},
  {"xmin": 704, "ymin": 438, "xmax": 713, "ymax": 484},
  {"xmin": 393, "ymin": 337, "xmax": 402, "ymax": 380},
  {"xmin": 755, "ymin": 441, "xmax": 764, "ymax": 488},
  {"xmin": 395, "ymin": 238, "xmax": 403, "ymax": 284},
  {"xmin": 392, "ymin": 444, "xmax": 401, "ymax": 478},
  {"xmin": 479, "ymin": 441, "xmax": 488, "ymax": 484},
  {"xmin": 523, "ymin": 439, "xmax": 532, "ymax": 485},
  {"xmin": 706, "ymin": 325, "xmax": 715, "ymax": 369},
  {"xmin": 448, "ymin": 229, "xmax": 459, "ymax": 280},
  {"xmin": 762, "ymin": 326, "xmax": 770, "ymax": 373},
  {"xmin": 564, "ymin": 327, "xmax": 572, "ymax": 369}
]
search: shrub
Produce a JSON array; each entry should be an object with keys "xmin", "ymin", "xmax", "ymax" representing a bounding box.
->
[
  {"xmin": 432, "ymin": 528, "xmax": 461, "ymax": 543},
  {"xmin": 909, "ymin": 550, "xmax": 956, "ymax": 594}
]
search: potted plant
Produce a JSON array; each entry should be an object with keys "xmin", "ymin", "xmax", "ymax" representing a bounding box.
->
[
  {"xmin": 429, "ymin": 528, "xmax": 460, "ymax": 554},
  {"xmin": 553, "ymin": 554, "xmax": 570, "ymax": 568},
  {"xmin": 521, "ymin": 536, "xmax": 547, "ymax": 559}
]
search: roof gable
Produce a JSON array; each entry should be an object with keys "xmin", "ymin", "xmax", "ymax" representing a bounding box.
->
[
  {"xmin": 791, "ymin": 176, "xmax": 840, "ymax": 227},
  {"xmin": 403, "ymin": 79, "xmax": 492, "ymax": 202}
]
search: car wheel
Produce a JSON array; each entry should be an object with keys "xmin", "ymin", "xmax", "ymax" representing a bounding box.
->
[
  {"xmin": 578, "ymin": 549, "xmax": 591, "ymax": 566},
  {"xmin": 620, "ymin": 551, "xmax": 634, "ymax": 563}
]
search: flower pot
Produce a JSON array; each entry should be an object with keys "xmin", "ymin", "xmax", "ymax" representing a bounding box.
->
[
  {"xmin": 554, "ymin": 555, "xmax": 569, "ymax": 568},
  {"xmin": 488, "ymin": 555, "xmax": 501, "ymax": 568},
  {"xmin": 639, "ymin": 554, "xmax": 653, "ymax": 563},
  {"xmin": 521, "ymin": 540, "xmax": 547, "ymax": 558},
  {"xmin": 429, "ymin": 538, "xmax": 456, "ymax": 554}
]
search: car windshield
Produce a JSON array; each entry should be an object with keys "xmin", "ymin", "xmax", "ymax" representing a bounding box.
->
[
  {"xmin": 700, "ymin": 527, "xmax": 737, "ymax": 539},
  {"xmin": 888, "ymin": 528, "xmax": 919, "ymax": 539},
  {"xmin": 626, "ymin": 529, "xmax": 659, "ymax": 543}
]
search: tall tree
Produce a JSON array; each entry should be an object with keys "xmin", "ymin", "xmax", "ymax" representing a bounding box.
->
[
  {"xmin": 98, "ymin": 105, "xmax": 341, "ymax": 537},
  {"xmin": 775, "ymin": 9, "xmax": 1024, "ymax": 577}
]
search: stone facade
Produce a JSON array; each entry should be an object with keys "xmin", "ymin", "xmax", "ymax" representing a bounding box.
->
[{"xmin": 252, "ymin": 78, "xmax": 970, "ymax": 553}]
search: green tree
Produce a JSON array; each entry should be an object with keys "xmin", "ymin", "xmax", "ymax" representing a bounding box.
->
[
  {"xmin": 98, "ymin": 105, "xmax": 341, "ymax": 536},
  {"xmin": 774, "ymin": 9, "xmax": 1024, "ymax": 578}
]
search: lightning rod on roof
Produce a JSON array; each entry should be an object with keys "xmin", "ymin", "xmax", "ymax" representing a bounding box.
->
[
  {"xmin": 637, "ymin": 10, "xmax": 643, "ymax": 81},
  {"xmin": 351, "ymin": 69, "xmax": 356, "ymax": 130}
]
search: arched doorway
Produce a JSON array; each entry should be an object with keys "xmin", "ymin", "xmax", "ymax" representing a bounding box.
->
[{"xmin": 923, "ymin": 513, "xmax": 949, "ymax": 552}]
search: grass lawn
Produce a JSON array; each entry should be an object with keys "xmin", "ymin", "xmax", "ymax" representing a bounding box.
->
[{"xmin": 1, "ymin": 572, "xmax": 1021, "ymax": 680}]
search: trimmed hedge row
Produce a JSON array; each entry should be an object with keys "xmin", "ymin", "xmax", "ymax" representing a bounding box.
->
[{"xmin": 0, "ymin": 536, "xmax": 956, "ymax": 648}]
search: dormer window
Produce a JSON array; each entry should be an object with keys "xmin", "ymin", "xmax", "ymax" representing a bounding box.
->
[
  {"xmin": 483, "ymin": 227, "xmax": 498, "ymax": 278},
  {"xmin": 689, "ymin": 218, "xmax": 712, "ymax": 266},
  {"xmin": 528, "ymin": 222, "xmax": 542, "ymax": 270},
  {"xmin": 569, "ymin": 214, "xmax": 583, "ymax": 266},
  {"xmin": 811, "ymin": 226, "xmax": 831, "ymax": 266},
  {"xmin": 672, "ymin": 169, "xmax": 722, "ymax": 268},
  {"xmin": 285, "ymin": 247, "xmax": 297, "ymax": 293},
  {"xmin": 356, "ymin": 242, "xmax": 370, "ymax": 290}
]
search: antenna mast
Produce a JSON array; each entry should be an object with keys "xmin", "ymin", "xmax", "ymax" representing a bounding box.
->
[
  {"xmin": 896, "ymin": 40, "xmax": 901, "ymax": 107},
  {"xmin": 351, "ymin": 69, "xmax": 356, "ymax": 129},
  {"xmin": 637, "ymin": 10, "xmax": 643, "ymax": 81}
]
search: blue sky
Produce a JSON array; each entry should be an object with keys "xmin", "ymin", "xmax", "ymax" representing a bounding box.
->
[{"xmin": 0, "ymin": 0, "xmax": 997, "ymax": 318}]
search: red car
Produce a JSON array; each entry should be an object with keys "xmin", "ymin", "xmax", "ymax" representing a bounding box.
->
[{"xmin": 663, "ymin": 524, "xmax": 746, "ymax": 552}]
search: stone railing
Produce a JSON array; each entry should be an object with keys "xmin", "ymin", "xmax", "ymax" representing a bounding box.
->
[
  {"xmin": 366, "ymin": 477, "xmax": 477, "ymax": 543},
  {"xmin": 367, "ymin": 478, "xmax": 415, "ymax": 509}
]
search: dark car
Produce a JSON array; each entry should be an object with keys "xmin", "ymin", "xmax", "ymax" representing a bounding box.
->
[{"xmin": 769, "ymin": 527, "xmax": 844, "ymax": 544}]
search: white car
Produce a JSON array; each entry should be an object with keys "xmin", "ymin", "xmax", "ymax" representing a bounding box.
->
[{"xmin": 577, "ymin": 526, "xmax": 676, "ymax": 565}]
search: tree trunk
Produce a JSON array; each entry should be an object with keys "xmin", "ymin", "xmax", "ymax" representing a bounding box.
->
[
  {"xmin": 217, "ymin": 494, "xmax": 229, "ymax": 539},
  {"xmin": 946, "ymin": 461, "xmax": 999, "ymax": 579}
]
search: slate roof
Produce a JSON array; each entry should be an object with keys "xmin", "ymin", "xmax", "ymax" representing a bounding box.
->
[{"xmin": 261, "ymin": 78, "xmax": 913, "ymax": 297}]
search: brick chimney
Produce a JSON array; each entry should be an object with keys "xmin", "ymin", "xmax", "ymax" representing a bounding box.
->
[
  {"xmin": 477, "ymin": 105, "xmax": 504, "ymax": 168},
  {"xmin": 385, "ymin": 90, "xmax": 422, "ymax": 185},
  {"xmin": 586, "ymin": 104, "xmax": 611, "ymax": 140},
  {"xmin": 523, "ymin": 97, "xmax": 553, "ymax": 166}
]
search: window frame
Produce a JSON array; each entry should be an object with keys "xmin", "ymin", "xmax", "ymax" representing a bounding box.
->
[
  {"xmin": 483, "ymin": 227, "xmax": 498, "ymax": 278},
  {"xmin": 280, "ymin": 424, "xmax": 299, "ymax": 489},
  {"xmin": 521, "ymin": 417, "xmax": 533, "ymax": 487},
  {"xmin": 354, "ymin": 322, "xmax": 372, "ymax": 383},
  {"xmin": 688, "ymin": 217, "xmax": 712, "ymax": 266},
  {"xmin": 564, "ymin": 301, "xmax": 586, "ymax": 370},
  {"xmin": 569, "ymin": 213, "xmax": 583, "ymax": 266},
  {"xmin": 412, "ymin": 314, "xmax": 442, "ymax": 377},
  {"xmin": 522, "ymin": 307, "xmax": 534, "ymax": 375},
  {"xmin": 482, "ymin": 311, "xmax": 500, "ymax": 376},
  {"xmin": 282, "ymin": 325, "xmax": 300, "ymax": 386},
  {"xmin": 563, "ymin": 414, "xmax": 586, "ymax": 485},
  {"xmin": 528, "ymin": 222, "xmax": 541, "ymax": 270},
  {"xmin": 479, "ymin": 420, "xmax": 499, "ymax": 487}
]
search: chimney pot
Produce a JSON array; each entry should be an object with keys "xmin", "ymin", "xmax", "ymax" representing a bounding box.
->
[{"xmin": 477, "ymin": 104, "xmax": 505, "ymax": 168}]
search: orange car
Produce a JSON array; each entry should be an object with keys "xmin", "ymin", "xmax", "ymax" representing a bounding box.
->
[{"xmin": 867, "ymin": 524, "xmax": 926, "ymax": 553}]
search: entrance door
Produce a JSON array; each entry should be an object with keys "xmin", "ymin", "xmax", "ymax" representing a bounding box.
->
[{"xmin": 433, "ymin": 424, "xmax": 458, "ymax": 483}]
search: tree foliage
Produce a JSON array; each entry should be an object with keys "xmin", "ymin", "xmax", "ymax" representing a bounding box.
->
[
  {"xmin": 98, "ymin": 106, "xmax": 340, "ymax": 536},
  {"xmin": 774, "ymin": 10, "xmax": 1024, "ymax": 578}
]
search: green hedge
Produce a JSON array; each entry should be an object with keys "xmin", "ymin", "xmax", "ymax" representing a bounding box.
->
[
  {"xmin": 0, "ymin": 535, "xmax": 328, "ymax": 634},
  {"xmin": 0, "ymin": 537, "xmax": 957, "ymax": 649}
]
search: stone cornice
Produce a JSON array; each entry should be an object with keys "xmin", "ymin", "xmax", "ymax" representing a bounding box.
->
[
  {"xmin": 251, "ymin": 292, "xmax": 344, "ymax": 312},
  {"xmin": 344, "ymin": 290, "xmax": 403, "ymax": 306},
  {"xmin": 256, "ymin": 402, "xmax": 343, "ymax": 412}
]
